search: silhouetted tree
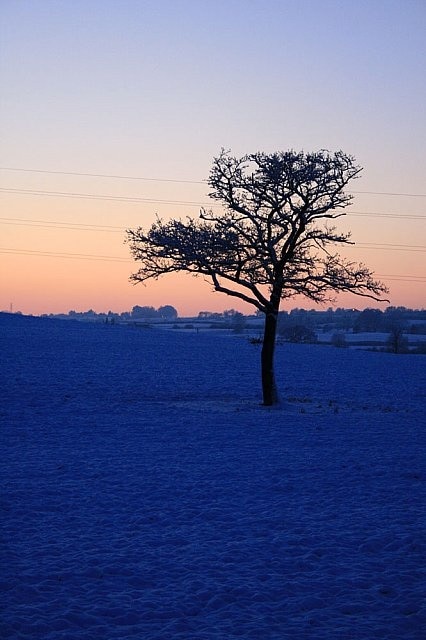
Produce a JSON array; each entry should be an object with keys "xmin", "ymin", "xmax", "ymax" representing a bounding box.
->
[
  {"xmin": 158, "ymin": 305, "xmax": 178, "ymax": 319},
  {"xmin": 127, "ymin": 149, "xmax": 388, "ymax": 405},
  {"xmin": 383, "ymin": 306, "xmax": 407, "ymax": 332},
  {"xmin": 131, "ymin": 305, "xmax": 157, "ymax": 319},
  {"xmin": 230, "ymin": 311, "xmax": 247, "ymax": 334},
  {"xmin": 354, "ymin": 308, "xmax": 384, "ymax": 333},
  {"xmin": 387, "ymin": 326, "xmax": 408, "ymax": 354}
]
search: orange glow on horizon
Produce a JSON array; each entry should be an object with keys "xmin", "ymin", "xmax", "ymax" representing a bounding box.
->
[
  {"xmin": 2, "ymin": 252, "xmax": 424, "ymax": 318},
  {"xmin": 1, "ymin": 1, "xmax": 425, "ymax": 318},
  {"xmin": 1, "ymin": 179, "xmax": 424, "ymax": 318}
]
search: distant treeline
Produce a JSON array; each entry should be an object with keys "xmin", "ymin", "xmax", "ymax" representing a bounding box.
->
[
  {"xmin": 44, "ymin": 305, "xmax": 178, "ymax": 322},
  {"xmin": 277, "ymin": 306, "xmax": 426, "ymax": 334},
  {"xmin": 200, "ymin": 306, "xmax": 426, "ymax": 333},
  {"xmin": 43, "ymin": 305, "xmax": 426, "ymax": 334}
]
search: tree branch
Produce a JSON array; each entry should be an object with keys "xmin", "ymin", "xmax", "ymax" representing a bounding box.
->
[{"xmin": 127, "ymin": 149, "xmax": 388, "ymax": 316}]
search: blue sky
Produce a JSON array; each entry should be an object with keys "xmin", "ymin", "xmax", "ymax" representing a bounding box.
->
[{"xmin": 1, "ymin": 0, "xmax": 425, "ymax": 314}]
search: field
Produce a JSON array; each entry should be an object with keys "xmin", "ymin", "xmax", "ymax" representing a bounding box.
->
[{"xmin": 1, "ymin": 313, "xmax": 425, "ymax": 639}]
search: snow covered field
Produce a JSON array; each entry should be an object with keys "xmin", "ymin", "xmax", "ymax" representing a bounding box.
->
[{"xmin": 1, "ymin": 312, "xmax": 425, "ymax": 639}]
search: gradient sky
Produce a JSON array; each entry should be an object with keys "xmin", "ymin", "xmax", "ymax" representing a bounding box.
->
[{"xmin": 1, "ymin": 0, "xmax": 425, "ymax": 316}]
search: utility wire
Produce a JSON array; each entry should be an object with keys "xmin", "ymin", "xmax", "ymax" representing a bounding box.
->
[
  {"xmin": 378, "ymin": 273, "xmax": 426, "ymax": 280},
  {"xmin": 0, "ymin": 167, "xmax": 205, "ymax": 185},
  {"xmin": 1, "ymin": 166, "xmax": 426, "ymax": 197},
  {"xmin": 0, "ymin": 217, "xmax": 123, "ymax": 232},
  {"xmin": 1, "ymin": 188, "xmax": 425, "ymax": 219},
  {"xmin": 354, "ymin": 244, "xmax": 426, "ymax": 253},
  {"xmin": 1, "ymin": 247, "xmax": 425, "ymax": 284},
  {"xmin": 1, "ymin": 217, "xmax": 425, "ymax": 253},
  {"xmin": 347, "ymin": 212, "xmax": 425, "ymax": 220},
  {"xmin": 0, "ymin": 187, "xmax": 212, "ymax": 207},
  {"xmin": 0, "ymin": 247, "xmax": 129, "ymax": 262},
  {"xmin": 353, "ymin": 191, "xmax": 426, "ymax": 197}
]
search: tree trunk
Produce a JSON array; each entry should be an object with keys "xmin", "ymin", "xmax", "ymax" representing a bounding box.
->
[{"xmin": 261, "ymin": 309, "xmax": 279, "ymax": 405}]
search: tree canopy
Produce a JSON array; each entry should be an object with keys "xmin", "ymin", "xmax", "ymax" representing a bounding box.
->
[{"xmin": 127, "ymin": 149, "xmax": 388, "ymax": 404}]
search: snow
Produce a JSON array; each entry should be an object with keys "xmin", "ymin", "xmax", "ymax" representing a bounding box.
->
[
  {"xmin": 316, "ymin": 331, "xmax": 426, "ymax": 348},
  {"xmin": 1, "ymin": 312, "xmax": 425, "ymax": 639}
]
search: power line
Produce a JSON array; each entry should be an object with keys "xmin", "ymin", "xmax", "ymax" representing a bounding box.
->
[
  {"xmin": 1, "ymin": 218, "xmax": 425, "ymax": 253},
  {"xmin": 1, "ymin": 188, "xmax": 426, "ymax": 219},
  {"xmin": 352, "ymin": 190, "xmax": 426, "ymax": 198},
  {"xmin": 0, "ymin": 187, "xmax": 212, "ymax": 207},
  {"xmin": 360, "ymin": 242, "xmax": 426, "ymax": 249},
  {"xmin": 0, "ymin": 247, "xmax": 130, "ymax": 262},
  {"xmin": 1, "ymin": 166, "xmax": 425, "ymax": 197},
  {"xmin": 354, "ymin": 244, "xmax": 426, "ymax": 253},
  {"xmin": 376, "ymin": 274, "xmax": 426, "ymax": 282},
  {"xmin": 0, "ymin": 217, "xmax": 426, "ymax": 253},
  {"xmin": 1, "ymin": 247, "xmax": 425, "ymax": 283},
  {"xmin": 347, "ymin": 211, "xmax": 425, "ymax": 220},
  {"xmin": 0, "ymin": 166, "xmax": 205, "ymax": 185},
  {"xmin": 0, "ymin": 217, "xmax": 123, "ymax": 232},
  {"xmin": 378, "ymin": 273, "xmax": 426, "ymax": 280}
]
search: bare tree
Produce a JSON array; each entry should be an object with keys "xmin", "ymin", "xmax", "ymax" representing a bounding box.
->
[
  {"xmin": 387, "ymin": 326, "xmax": 408, "ymax": 354},
  {"xmin": 127, "ymin": 149, "xmax": 388, "ymax": 405}
]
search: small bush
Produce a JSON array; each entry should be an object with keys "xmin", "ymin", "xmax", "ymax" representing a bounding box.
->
[
  {"xmin": 280, "ymin": 325, "xmax": 317, "ymax": 344},
  {"xmin": 411, "ymin": 342, "xmax": 426, "ymax": 355},
  {"xmin": 331, "ymin": 331, "xmax": 347, "ymax": 348},
  {"xmin": 386, "ymin": 327, "xmax": 408, "ymax": 354}
]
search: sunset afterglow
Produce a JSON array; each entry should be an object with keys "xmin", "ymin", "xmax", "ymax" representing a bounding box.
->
[{"xmin": 1, "ymin": 1, "xmax": 424, "ymax": 316}]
